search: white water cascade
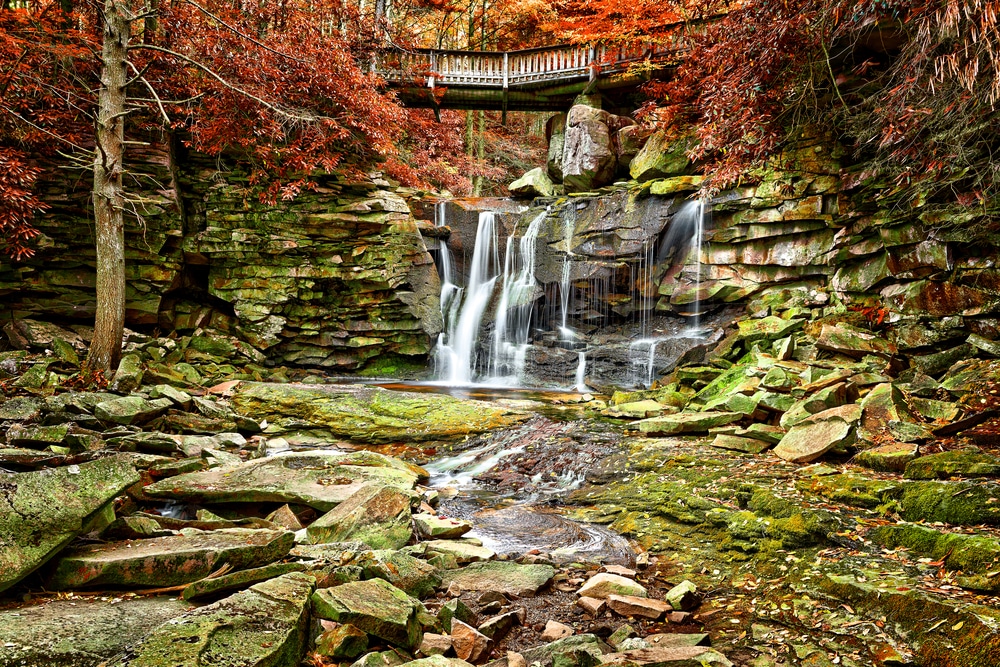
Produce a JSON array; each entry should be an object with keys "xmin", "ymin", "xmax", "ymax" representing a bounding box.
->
[{"xmin": 434, "ymin": 211, "xmax": 501, "ymax": 384}]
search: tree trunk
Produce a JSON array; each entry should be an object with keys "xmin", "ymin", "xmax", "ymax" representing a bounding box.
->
[{"xmin": 88, "ymin": 0, "xmax": 129, "ymax": 372}]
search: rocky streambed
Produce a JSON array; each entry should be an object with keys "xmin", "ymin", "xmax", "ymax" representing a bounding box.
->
[{"xmin": 6, "ymin": 293, "xmax": 1000, "ymax": 666}]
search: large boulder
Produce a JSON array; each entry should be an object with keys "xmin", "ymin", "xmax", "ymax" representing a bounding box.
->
[
  {"xmin": 509, "ymin": 168, "xmax": 556, "ymax": 198},
  {"xmin": 546, "ymin": 113, "xmax": 567, "ymax": 181},
  {"xmin": 440, "ymin": 561, "xmax": 555, "ymax": 597},
  {"xmin": 312, "ymin": 578, "xmax": 423, "ymax": 650},
  {"xmin": 561, "ymin": 105, "xmax": 618, "ymax": 192},
  {"xmin": 306, "ymin": 484, "xmax": 416, "ymax": 549},
  {"xmin": 144, "ymin": 451, "xmax": 424, "ymax": 511},
  {"xmin": 630, "ymin": 131, "xmax": 692, "ymax": 182},
  {"xmin": 0, "ymin": 455, "xmax": 139, "ymax": 593},
  {"xmin": 46, "ymin": 528, "xmax": 294, "ymax": 589},
  {"xmin": 109, "ymin": 572, "xmax": 314, "ymax": 667}
]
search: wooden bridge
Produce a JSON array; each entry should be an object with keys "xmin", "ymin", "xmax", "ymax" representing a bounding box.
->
[{"xmin": 377, "ymin": 42, "xmax": 681, "ymax": 113}]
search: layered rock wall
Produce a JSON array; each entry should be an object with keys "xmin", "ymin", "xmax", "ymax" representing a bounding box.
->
[{"xmin": 0, "ymin": 140, "xmax": 440, "ymax": 372}]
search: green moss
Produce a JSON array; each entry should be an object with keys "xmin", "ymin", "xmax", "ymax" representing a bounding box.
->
[
  {"xmin": 899, "ymin": 481, "xmax": 1000, "ymax": 525},
  {"xmin": 795, "ymin": 474, "xmax": 900, "ymax": 509},
  {"xmin": 871, "ymin": 524, "xmax": 1000, "ymax": 576}
]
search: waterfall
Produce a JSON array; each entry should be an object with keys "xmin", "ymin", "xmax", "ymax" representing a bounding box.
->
[
  {"xmin": 434, "ymin": 211, "xmax": 500, "ymax": 385},
  {"xmin": 559, "ymin": 212, "xmax": 575, "ymax": 341},
  {"xmin": 658, "ymin": 198, "xmax": 708, "ymax": 329},
  {"xmin": 574, "ymin": 351, "xmax": 588, "ymax": 391},
  {"xmin": 490, "ymin": 210, "xmax": 547, "ymax": 382},
  {"xmin": 627, "ymin": 337, "xmax": 661, "ymax": 388}
]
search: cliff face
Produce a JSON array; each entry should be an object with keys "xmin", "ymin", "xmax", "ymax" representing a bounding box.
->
[{"xmin": 0, "ymin": 139, "xmax": 440, "ymax": 373}]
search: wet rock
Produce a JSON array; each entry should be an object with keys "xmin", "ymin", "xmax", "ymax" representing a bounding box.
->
[
  {"xmin": 606, "ymin": 594, "xmax": 671, "ymax": 620},
  {"xmin": 601, "ymin": 647, "xmax": 732, "ymax": 667},
  {"xmin": 318, "ymin": 623, "xmax": 370, "ymax": 660},
  {"xmin": 312, "ymin": 578, "xmax": 423, "ymax": 650},
  {"xmin": 451, "ymin": 619, "xmax": 493, "ymax": 663},
  {"xmin": 0, "ymin": 596, "xmax": 192, "ymax": 667},
  {"xmin": 144, "ymin": 451, "xmax": 423, "ymax": 511},
  {"xmin": 816, "ymin": 323, "xmax": 896, "ymax": 357},
  {"xmin": 441, "ymin": 562, "xmax": 556, "ymax": 597},
  {"xmin": 664, "ymin": 581, "xmax": 699, "ymax": 611},
  {"xmin": 307, "ymin": 484, "xmax": 416, "ymax": 549},
  {"xmin": 181, "ymin": 561, "xmax": 306, "ymax": 601},
  {"xmin": 46, "ymin": 527, "xmax": 294, "ymax": 589},
  {"xmin": 561, "ymin": 105, "xmax": 618, "ymax": 192},
  {"xmin": 94, "ymin": 396, "xmax": 171, "ymax": 426},
  {"xmin": 110, "ymin": 572, "xmax": 314, "ymax": 667},
  {"xmin": 230, "ymin": 382, "xmax": 526, "ymax": 444},
  {"xmin": 0, "ymin": 455, "xmax": 139, "ymax": 593},
  {"xmin": 413, "ymin": 513, "xmax": 474, "ymax": 540},
  {"xmin": 510, "ymin": 168, "xmax": 557, "ymax": 198},
  {"xmin": 577, "ymin": 572, "xmax": 647, "ymax": 600},
  {"xmin": 736, "ymin": 316, "xmax": 805, "ymax": 343},
  {"xmin": 637, "ymin": 412, "xmax": 742, "ymax": 436}
]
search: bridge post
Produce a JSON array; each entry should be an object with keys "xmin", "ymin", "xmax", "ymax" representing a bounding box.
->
[
  {"xmin": 502, "ymin": 52, "xmax": 509, "ymax": 125},
  {"xmin": 428, "ymin": 51, "xmax": 437, "ymax": 89}
]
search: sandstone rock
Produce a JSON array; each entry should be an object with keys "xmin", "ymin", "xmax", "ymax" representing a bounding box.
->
[
  {"xmin": 616, "ymin": 126, "xmax": 655, "ymax": 172},
  {"xmin": 630, "ymin": 132, "xmax": 692, "ymax": 182},
  {"xmin": 439, "ymin": 598, "xmax": 478, "ymax": 632},
  {"xmin": 181, "ymin": 561, "xmax": 306, "ymax": 601},
  {"xmin": 351, "ymin": 649, "xmax": 412, "ymax": 667},
  {"xmin": 737, "ymin": 316, "xmax": 805, "ymax": 343},
  {"xmin": 0, "ymin": 596, "xmax": 192, "ymax": 667},
  {"xmin": 420, "ymin": 633, "xmax": 454, "ymax": 656},
  {"xmin": 0, "ymin": 455, "xmax": 139, "ymax": 593},
  {"xmin": 664, "ymin": 581, "xmax": 699, "ymax": 611},
  {"xmin": 451, "ymin": 619, "xmax": 493, "ymax": 664},
  {"xmin": 507, "ymin": 651, "xmax": 527, "ymax": 667},
  {"xmin": 109, "ymin": 572, "xmax": 314, "ymax": 667},
  {"xmin": 441, "ymin": 561, "xmax": 555, "ymax": 597},
  {"xmin": 601, "ymin": 646, "xmax": 732, "ymax": 667},
  {"xmin": 144, "ymin": 451, "xmax": 422, "ymax": 511},
  {"xmin": 0, "ymin": 396, "xmax": 42, "ymax": 420},
  {"xmin": 576, "ymin": 596, "xmax": 606, "ymax": 616},
  {"xmin": 230, "ymin": 382, "xmax": 526, "ymax": 444},
  {"xmin": 312, "ymin": 578, "xmax": 423, "ymax": 650},
  {"xmin": 636, "ymin": 412, "xmax": 742, "ymax": 436},
  {"xmin": 577, "ymin": 572, "xmax": 647, "ymax": 600},
  {"xmin": 47, "ymin": 528, "xmax": 293, "ymax": 590},
  {"xmin": 418, "ymin": 540, "xmax": 496, "ymax": 564},
  {"xmin": 561, "ymin": 105, "xmax": 617, "ymax": 192},
  {"xmin": 307, "ymin": 484, "xmax": 415, "ymax": 549},
  {"xmin": 110, "ymin": 353, "xmax": 144, "ymax": 393},
  {"xmin": 606, "ymin": 594, "xmax": 671, "ymax": 620},
  {"xmin": 6, "ymin": 424, "xmax": 69, "ymax": 448},
  {"xmin": 517, "ymin": 634, "xmax": 603, "ymax": 667},
  {"xmin": 547, "ymin": 113, "xmax": 567, "ymax": 181},
  {"xmin": 858, "ymin": 383, "xmax": 920, "ymax": 443},
  {"xmin": 773, "ymin": 416, "xmax": 856, "ymax": 463},
  {"xmin": 855, "ymin": 442, "xmax": 920, "ymax": 472},
  {"xmin": 478, "ymin": 610, "xmax": 522, "ymax": 642},
  {"xmin": 362, "ymin": 549, "xmax": 442, "ymax": 598},
  {"xmin": 510, "ymin": 168, "xmax": 556, "ymax": 198},
  {"xmin": 403, "ymin": 656, "xmax": 475, "ymax": 667},
  {"xmin": 318, "ymin": 623, "xmax": 370, "ymax": 659},
  {"xmin": 94, "ymin": 396, "xmax": 171, "ymax": 425},
  {"xmin": 709, "ymin": 434, "xmax": 771, "ymax": 454},
  {"xmin": 541, "ymin": 620, "xmax": 575, "ymax": 641},
  {"xmin": 413, "ymin": 513, "xmax": 474, "ymax": 540},
  {"xmin": 266, "ymin": 504, "xmax": 304, "ymax": 531},
  {"xmin": 816, "ymin": 323, "xmax": 896, "ymax": 358}
]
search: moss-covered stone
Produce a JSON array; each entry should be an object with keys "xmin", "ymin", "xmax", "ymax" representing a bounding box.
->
[
  {"xmin": 312, "ymin": 578, "xmax": 422, "ymax": 650},
  {"xmin": 904, "ymin": 448, "xmax": 1000, "ymax": 480},
  {"xmin": 440, "ymin": 561, "xmax": 555, "ymax": 598},
  {"xmin": 899, "ymin": 481, "xmax": 1000, "ymax": 525},
  {"xmin": 636, "ymin": 412, "xmax": 743, "ymax": 436},
  {"xmin": 306, "ymin": 484, "xmax": 415, "ymax": 549}
]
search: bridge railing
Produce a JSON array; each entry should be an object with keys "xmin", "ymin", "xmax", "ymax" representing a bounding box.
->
[{"xmin": 378, "ymin": 42, "xmax": 679, "ymax": 90}]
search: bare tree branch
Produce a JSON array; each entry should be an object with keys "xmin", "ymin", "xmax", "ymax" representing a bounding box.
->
[{"xmin": 181, "ymin": 0, "xmax": 307, "ymax": 64}]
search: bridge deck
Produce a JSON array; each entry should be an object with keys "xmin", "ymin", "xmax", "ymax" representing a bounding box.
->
[{"xmin": 377, "ymin": 42, "xmax": 680, "ymax": 112}]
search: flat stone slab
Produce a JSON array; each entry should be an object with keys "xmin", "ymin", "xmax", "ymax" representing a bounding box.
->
[
  {"xmin": 144, "ymin": 451, "xmax": 424, "ymax": 511},
  {"xmin": 416, "ymin": 540, "xmax": 496, "ymax": 563},
  {"xmin": 312, "ymin": 578, "xmax": 422, "ymax": 650},
  {"xmin": 181, "ymin": 561, "xmax": 306, "ymax": 600},
  {"xmin": 601, "ymin": 646, "xmax": 732, "ymax": 667},
  {"xmin": 413, "ymin": 513, "xmax": 474, "ymax": 540},
  {"xmin": 307, "ymin": 484, "xmax": 415, "ymax": 549},
  {"xmin": 773, "ymin": 418, "xmax": 855, "ymax": 463},
  {"xmin": 0, "ymin": 455, "xmax": 139, "ymax": 593},
  {"xmin": 0, "ymin": 596, "xmax": 192, "ymax": 667},
  {"xmin": 637, "ymin": 412, "xmax": 742, "ymax": 436},
  {"xmin": 578, "ymin": 572, "xmax": 647, "ymax": 600},
  {"xmin": 46, "ymin": 527, "xmax": 294, "ymax": 589},
  {"xmin": 709, "ymin": 434, "xmax": 771, "ymax": 454},
  {"xmin": 230, "ymin": 382, "xmax": 527, "ymax": 444},
  {"xmin": 441, "ymin": 561, "xmax": 555, "ymax": 597},
  {"xmin": 110, "ymin": 572, "xmax": 314, "ymax": 667}
]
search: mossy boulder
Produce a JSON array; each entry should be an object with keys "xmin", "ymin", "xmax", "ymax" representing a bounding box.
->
[
  {"xmin": 509, "ymin": 168, "xmax": 556, "ymax": 198},
  {"xmin": 110, "ymin": 572, "xmax": 314, "ymax": 667},
  {"xmin": 904, "ymin": 448, "xmax": 1000, "ymax": 480},
  {"xmin": 306, "ymin": 484, "xmax": 416, "ymax": 549},
  {"xmin": 636, "ymin": 412, "xmax": 742, "ymax": 436},
  {"xmin": 899, "ymin": 481, "xmax": 1000, "ymax": 525},
  {"xmin": 144, "ymin": 451, "xmax": 423, "ymax": 511},
  {"xmin": 855, "ymin": 442, "xmax": 919, "ymax": 472},
  {"xmin": 871, "ymin": 523, "xmax": 1000, "ymax": 578},
  {"xmin": 359, "ymin": 549, "xmax": 442, "ymax": 598},
  {"xmin": 630, "ymin": 132, "xmax": 692, "ymax": 182},
  {"xmin": 94, "ymin": 396, "xmax": 172, "ymax": 426},
  {"xmin": 773, "ymin": 406, "xmax": 858, "ymax": 463},
  {"xmin": 0, "ymin": 455, "xmax": 140, "ymax": 593},
  {"xmin": 440, "ymin": 561, "xmax": 555, "ymax": 597},
  {"xmin": 312, "ymin": 578, "xmax": 423, "ymax": 650},
  {"xmin": 181, "ymin": 561, "xmax": 306, "ymax": 601},
  {"xmin": 46, "ymin": 528, "xmax": 294, "ymax": 590},
  {"xmin": 230, "ymin": 382, "xmax": 526, "ymax": 444}
]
